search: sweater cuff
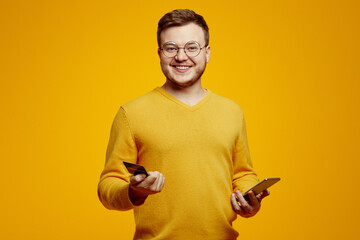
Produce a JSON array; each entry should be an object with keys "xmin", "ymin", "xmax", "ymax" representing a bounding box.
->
[{"xmin": 98, "ymin": 178, "xmax": 138, "ymax": 211}]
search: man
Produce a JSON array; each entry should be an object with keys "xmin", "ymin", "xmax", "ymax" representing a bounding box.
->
[{"xmin": 98, "ymin": 9, "xmax": 269, "ymax": 240}]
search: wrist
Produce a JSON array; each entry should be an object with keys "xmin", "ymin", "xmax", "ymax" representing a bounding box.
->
[{"xmin": 129, "ymin": 185, "xmax": 148, "ymax": 205}]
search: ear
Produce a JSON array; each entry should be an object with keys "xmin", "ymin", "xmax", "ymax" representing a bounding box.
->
[
  {"xmin": 158, "ymin": 48, "xmax": 162, "ymax": 59},
  {"xmin": 205, "ymin": 45, "xmax": 211, "ymax": 63}
]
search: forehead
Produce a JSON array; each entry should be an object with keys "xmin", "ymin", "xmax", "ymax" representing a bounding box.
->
[{"xmin": 160, "ymin": 23, "xmax": 206, "ymax": 46}]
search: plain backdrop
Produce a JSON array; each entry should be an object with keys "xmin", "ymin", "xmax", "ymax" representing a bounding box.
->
[{"xmin": 1, "ymin": 0, "xmax": 359, "ymax": 239}]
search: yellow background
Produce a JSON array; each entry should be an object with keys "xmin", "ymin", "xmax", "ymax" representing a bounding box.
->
[{"xmin": 1, "ymin": 0, "xmax": 359, "ymax": 239}]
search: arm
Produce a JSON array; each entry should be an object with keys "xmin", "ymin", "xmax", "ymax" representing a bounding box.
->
[
  {"xmin": 232, "ymin": 112, "xmax": 258, "ymax": 193},
  {"xmin": 97, "ymin": 107, "xmax": 139, "ymax": 211},
  {"xmin": 230, "ymin": 112, "xmax": 269, "ymax": 217},
  {"xmin": 98, "ymin": 107, "xmax": 165, "ymax": 210}
]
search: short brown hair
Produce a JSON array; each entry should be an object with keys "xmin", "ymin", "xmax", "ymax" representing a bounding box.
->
[{"xmin": 157, "ymin": 9, "xmax": 209, "ymax": 47}]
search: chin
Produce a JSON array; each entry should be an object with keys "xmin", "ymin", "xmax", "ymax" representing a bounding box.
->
[
  {"xmin": 166, "ymin": 71, "xmax": 205, "ymax": 88},
  {"xmin": 168, "ymin": 77, "xmax": 199, "ymax": 88}
]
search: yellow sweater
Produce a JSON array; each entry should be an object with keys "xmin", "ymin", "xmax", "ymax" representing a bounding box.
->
[{"xmin": 98, "ymin": 87, "xmax": 259, "ymax": 240}]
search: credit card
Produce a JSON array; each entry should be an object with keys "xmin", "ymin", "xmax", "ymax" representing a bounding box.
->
[{"xmin": 123, "ymin": 161, "xmax": 149, "ymax": 177}]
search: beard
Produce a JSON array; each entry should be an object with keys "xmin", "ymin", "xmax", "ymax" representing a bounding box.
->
[{"xmin": 161, "ymin": 63, "xmax": 207, "ymax": 89}]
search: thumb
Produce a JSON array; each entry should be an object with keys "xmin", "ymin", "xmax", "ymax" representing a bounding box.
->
[
  {"xmin": 131, "ymin": 174, "xmax": 146, "ymax": 184},
  {"xmin": 257, "ymin": 189, "xmax": 270, "ymax": 201}
]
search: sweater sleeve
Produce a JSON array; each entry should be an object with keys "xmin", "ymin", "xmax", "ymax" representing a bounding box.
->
[
  {"xmin": 232, "ymin": 112, "xmax": 259, "ymax": 194},
  {"xmin": 97, "ymin": 106, "xmax": 138, "ymax": 211}
]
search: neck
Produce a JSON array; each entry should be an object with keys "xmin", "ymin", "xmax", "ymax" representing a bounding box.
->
[{"xmin": 161, "ymin": 80, "xmax": 207, "ymax": 106}]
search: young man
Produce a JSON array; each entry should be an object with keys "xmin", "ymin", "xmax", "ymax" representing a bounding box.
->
[{"xmin": 98, "ymin": 9, "xmax": 269, "ymax": 240}]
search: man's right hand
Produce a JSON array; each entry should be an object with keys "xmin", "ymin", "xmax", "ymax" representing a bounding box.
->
[{"xmin": 129, "ymin": 171, "xmax": 165, "ymax": 205}]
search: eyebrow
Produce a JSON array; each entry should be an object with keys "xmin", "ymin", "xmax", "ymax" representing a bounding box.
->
[{"xmin": 162, "ymin": 41, "xmax": 199, "ymax": 46}]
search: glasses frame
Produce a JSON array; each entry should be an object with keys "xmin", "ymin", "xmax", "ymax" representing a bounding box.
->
[{"xmin": 160, "ymin": 41, "xmax": 207, "ymax": 58}]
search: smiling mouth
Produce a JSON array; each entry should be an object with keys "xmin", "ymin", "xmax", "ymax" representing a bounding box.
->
[{"xmin": 173, "ymin": 65, "xmax": 191, "ymax": 70}]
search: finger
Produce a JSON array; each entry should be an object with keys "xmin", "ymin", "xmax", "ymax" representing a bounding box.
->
[
  {"xmin": 155, "ymin": 173, "xmax": 164, "ymax": 191},
  {"xmin": 159, "ymin": 174, "xmax": 165, "ymax": 190},
  {"xmin": 130, "ymin": 174, "xmax": 146, "ymax": 185},
  {"xmin": 141, "ymin": 173, "xmax": 157, "ymax": 187},
  {"xmin": 248, "ymin": 191, "xmax": 260, "ymax": 210},
  {"xmin": 263, "ymin": 189, "xmax": 270, "ymax": 197},
  {"xmin": 231, "ymin": 193, "xmax": 245, "ymax": 214},
  {"xmin": 235, "ymin": 190, "xmax": 253, "ymax": 214},
  {"xmin": 160, "ymin": 176, "xmax": 165, "ymax": 190},
  {"xmin": 230, "ymin": 193, "xmax": 240, "ymax": 211},
  {"xmin": 256, "ymin": 189, "xmax": 270, "ymax": 202}
]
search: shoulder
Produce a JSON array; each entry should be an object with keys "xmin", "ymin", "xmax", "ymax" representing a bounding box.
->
[
  {"xmin": 122, "ymin": 89, "xmax": 158, "ymax": 109},
  {"xmin": 117, "ymin": 88, "xmax": 162, "ymax": 115},
  {"xmin": 209, "ymin": 91, "xmax": 244, "ymax": 117},
  {"xmin": 114, "ymin": 89, "xmax": 163, "ymax": 123}
]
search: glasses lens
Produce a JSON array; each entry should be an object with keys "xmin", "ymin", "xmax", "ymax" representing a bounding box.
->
[
  {"xmin": 161, "ymin": 41, "xmax": 202, "ymax": 58},
  {"xmin": 185, "ymin": 42, "xmax": 200, "ymax": 57},
  {"xmin": 162, "ymin": 43, "xmax": 178, "ymax": 57}
]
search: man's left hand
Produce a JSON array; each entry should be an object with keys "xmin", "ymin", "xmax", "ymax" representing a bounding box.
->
[{"xmin": 230, "ymin": 189, "xmax": 270, "ymax": 218}]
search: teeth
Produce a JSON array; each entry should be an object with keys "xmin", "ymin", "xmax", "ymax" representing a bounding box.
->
[{"xmin": 175, "ymin": 66, "xmax": 190, "ymax": 70}]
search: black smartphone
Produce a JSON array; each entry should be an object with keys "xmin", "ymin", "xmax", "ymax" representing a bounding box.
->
[
  {"xmin": 123, "ymin": 161, "xmax": 149, "ymax": 177},
  {"xmin": 243, "ymin": 178, "xmax": 280, "ymax": 201}
]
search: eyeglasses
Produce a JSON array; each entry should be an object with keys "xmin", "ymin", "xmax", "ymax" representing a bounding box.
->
[{"xmin": 160, "ymin": 41, "xmax": 207, "ymax": 58}]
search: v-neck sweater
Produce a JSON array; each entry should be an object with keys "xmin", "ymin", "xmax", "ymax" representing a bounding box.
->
[{"xmin": 98, "ymin": 87, "xmax": 259, "ymax": 240}]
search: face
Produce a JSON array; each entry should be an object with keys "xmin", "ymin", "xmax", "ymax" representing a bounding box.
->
[{"xmin": 158, "ymin": 23, "xmax": 210, "ymax": 88}]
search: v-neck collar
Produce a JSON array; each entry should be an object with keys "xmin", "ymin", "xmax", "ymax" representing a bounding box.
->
[{"xmin": 155, "ymin": 87, "xmax": 212, "ymax": 111}]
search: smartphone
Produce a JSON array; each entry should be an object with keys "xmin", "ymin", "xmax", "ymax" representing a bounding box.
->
[
  {"xmin": 123, "ymin": 161, "xmax": 149, "ymax": 177},
  {"xmin": 243, "ymin": 178, "xmax": 280, "ymax": 201}
]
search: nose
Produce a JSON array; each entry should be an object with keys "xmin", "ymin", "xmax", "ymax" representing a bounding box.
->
[{"xmin": 175, "ymin": 48, "xmax": 188, "ymax": 61}]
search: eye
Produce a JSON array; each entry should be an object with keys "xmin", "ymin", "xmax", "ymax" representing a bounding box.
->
[
  {"xmin": 164, "ymin": 45, "xmax": 178, "ymax": 52},
  {"xmin": 186, "ymin": 44, "xmax": 199, "ymax": 52}
]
